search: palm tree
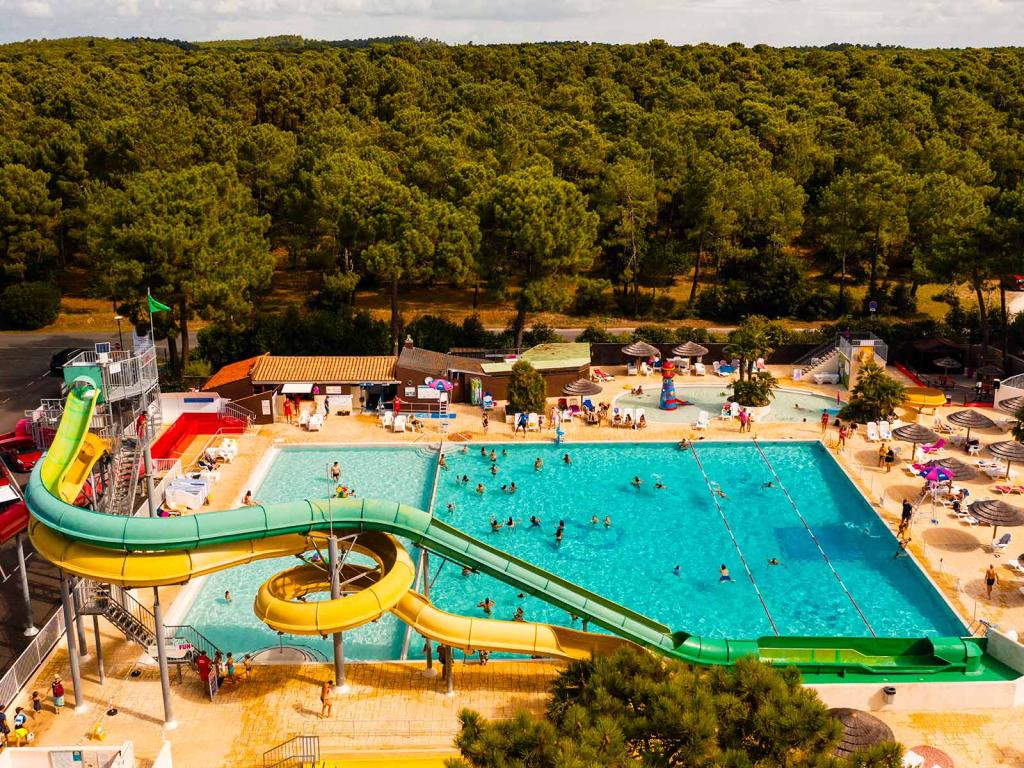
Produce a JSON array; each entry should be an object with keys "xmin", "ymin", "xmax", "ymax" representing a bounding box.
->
[{"xmin": 725, "ymin": 315, "xmax": 776, "ymax": 381}]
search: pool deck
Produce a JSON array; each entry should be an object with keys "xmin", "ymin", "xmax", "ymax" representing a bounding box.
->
[{"xmin": 10, "ymin": 366, "xmax": 1024, "ymax": 766}]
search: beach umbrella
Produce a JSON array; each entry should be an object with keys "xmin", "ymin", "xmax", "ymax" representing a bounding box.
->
[
  {"xmin": 906, "ymin": 746, "xmax": 954, "ymax": 768},
  {"xmin": 920, "ymin": 457, "xmax": 978, "ymax": 481},
  {"xmin": 968, "ymin": 499, "xmax": 1024, "ymax": 538},
  {"xmin": 987, "ymin": 440, "xmax": 1024, "ymax": 478},
  {"xmin": 621, "ymin": 341, "xmax": 660, "ymax": 360},
  {"xmin": 933, "ymin": 356, "xmax": 961, "ymax": 376},
  {"xmin": 946, "ymin": 409, "xmax": 996, "ymax": 442},
  {"xmin": 903, "ymin": 387, "xmax": 947, "ymax": 410},
  {"xmin": 921, "ymin": 466, "xmax": 952, "ymax": 483},
  {"xmin": 827, "ymin": 709, "xmax": 895, "ymax": 758},
  {"xmin": 892, "ymin": 423, "xmax": 939, "ymax": 458},
  {"xmin": 999, "ymin": 395, "xmax": 1024, "ymax": 414},
  {"xmin": 671, "ymin": 341, "xmax": 709, "ymax": 361},
  {"xmin": 563, "ymin": 379, "xmax": 602, "ymax": 397}
]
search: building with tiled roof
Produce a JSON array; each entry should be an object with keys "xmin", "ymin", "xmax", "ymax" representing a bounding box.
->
[{"xmin": 250, "ymin": 355, "xmax": 398, "ymax": 386}]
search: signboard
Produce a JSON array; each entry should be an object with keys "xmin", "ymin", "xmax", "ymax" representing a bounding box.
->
[
  {"xmin": 261, "ymin": 400, "xmax": 271, "ymax": 416},
  {"xmin": 325, "ymin": 386, "xmax": 343, "ymax": 395},
  {"xmin": 417, "ymin": 386, "xmax": 440, "ymax": 400},
  {"xmin": 404, "ymin": 387, "xmax": 416, "ymax": 397},
  {"xmin": 868, "ymin": 300, "xmax": 878, "ymax": 313}
]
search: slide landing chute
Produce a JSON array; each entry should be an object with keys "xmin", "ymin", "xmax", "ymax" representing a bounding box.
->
[
  {"xmin": 24, "ymin": 396, "xmax": 1012, "ymax": 679},
  {"xmin": 39, "ymin": 383, "xmax": 107, "ymax": 504}
]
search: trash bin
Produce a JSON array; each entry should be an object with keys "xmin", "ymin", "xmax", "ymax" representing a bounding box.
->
[{"xmin": 882, "ymin": 685, "xmax": 897, "ymax": 704}]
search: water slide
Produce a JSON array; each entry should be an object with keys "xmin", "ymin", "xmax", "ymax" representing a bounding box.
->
[
  {"xmin": 38, "ymin": 384, "xmax": 107, "ymax": 504},
  {"xmin": 25, "ymin": 385, "xmax": 1013, "ymax": 681}
]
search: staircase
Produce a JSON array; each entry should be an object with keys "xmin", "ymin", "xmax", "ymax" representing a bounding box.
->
[
  {"xmin": 105, "ymin": 440, "xmax": 143, "ymax": 516},
  {"xmin": 798, "ymin": 346, "xmax": 839, "ymax": 379},
  {"xmin": 74, "ymin": 580, "xmax": 218, "ymax": 661}
]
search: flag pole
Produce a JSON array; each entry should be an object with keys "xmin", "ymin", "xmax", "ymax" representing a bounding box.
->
[{"xmin": 147, "ymin": 287, "xmax": 155, "ymax": 344}]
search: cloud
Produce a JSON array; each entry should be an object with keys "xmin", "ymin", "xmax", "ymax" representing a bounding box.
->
[{"xmin": 0, "ymin": 0, "xmax": 1022, "ymax": 46}]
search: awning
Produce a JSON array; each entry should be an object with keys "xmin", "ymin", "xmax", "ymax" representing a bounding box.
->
[{"xmin": 281, "ymin": 382, "xmax": 314, "ymax": 394}]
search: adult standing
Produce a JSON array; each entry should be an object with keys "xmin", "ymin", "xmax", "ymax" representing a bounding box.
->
[
  {"xmin": 283, "ymin": 398, "xmax": 293, "ymax": 424},
  {"xmin": 196, "ymin": 650, "xmax": 212, "ymax": 687},
  {"xmin": 985, "ymin": 564, "xmax": 999, "ymax": 599},
  {"xmin": 320, "ymin": 679, "xmax": 334, "ymax": 718},
  {"xmin": 50, "ymin": 676, "xmax": 64, "ymax": 715},
  {"xmin": 0, "ymin": 703, "xmax": 10, "ymax": 747},
  {"xmin": 820, "ymin": 409, "xmax": 829, "ymax": 436}
]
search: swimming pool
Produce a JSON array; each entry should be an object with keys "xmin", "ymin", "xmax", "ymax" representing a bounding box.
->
[
  {"xmin": 614, "ymin": 386, "xmax": 841, "ymax": 423},
  {"xmin": 180, "ymin": 441, "xmax": 964, "ymax": 661}
]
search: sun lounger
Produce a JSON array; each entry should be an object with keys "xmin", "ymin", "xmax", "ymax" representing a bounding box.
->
[
  {"xmin": 626, "ymin": 362, "xmax": 637, "ymax": 375},
  {"xmin": 392, "ymin": 414, "xmax": 406, "ymax": 433},
  {"xmin": 866, "ymin": 422, "xmax": 879, "ymax": 442},
  {"xmin": 812, "ymin": 372, "xmax": 840, "ymax": 384},
  {"xmin": 992, "ymin": 485, "xmax": 1017, "ymax": 494},
  {"xmin": 381, "ymin": 411, "xmax": 394, "ymax": 429},
  {"xmin": 591, "ymin": 368, "xmax": 615, "ymax": 382},
  {"xmin": 993, "ymin": 532, "xmax": 1012, "ymax": 556},
  {"xmin": 933, "ymin": 416, "xmax": 954, "ymax": 434},
  {"xmin": 921, "ymin": 438, "xmax": 946, "ymax": 454},
  {"xmin": 582, "ymin": 399, "xmax": 595, "ymax": 412},
  {"xmin": 878, "ymin": 421, "xmax": 892, "ymax": 440},
  {"xmin": 298, "ymin": 410, "xmax": 310, "ymax": 428},
  {"xmin": 956, "ymin": 510, "xmax": 979, "ymax": 525},
  {"xmin": 693, "ymin": 410, "xmax": 710, "ymax": 430},
  {"xmin": 307, "ymin": 413, "xmax": 323, "ymax": 432}
]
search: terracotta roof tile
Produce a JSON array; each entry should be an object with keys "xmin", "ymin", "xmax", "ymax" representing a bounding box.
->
[
  {"xmin": 202, "ymin": 354, "xmax": 266, "ymax": 391},
  {"xmin": 250, "ymin": 355, "xmax": 398, "ymax": 384}
]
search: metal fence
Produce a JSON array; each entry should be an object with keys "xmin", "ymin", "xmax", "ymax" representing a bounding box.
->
[
  {"xmin": 263, "ymin": 735, "xmax": 319, "ymax": 768},
  {"xmin": 0, "ymin": 609, "xmax": 66, "ymax": 709}
]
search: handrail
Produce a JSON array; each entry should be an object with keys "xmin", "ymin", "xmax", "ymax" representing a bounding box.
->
[
  {"xmin": 751, "ymin": 440, "xmax": 876, "ymax": 637},
  {"xmin": 263, "ymin": 735, "xmax": 319, "ymax": 768},
  {"xmin": 221, "ymin": 400, "xmax": 256, "ymax": 426},
  {"xmin": 0, "ymin": 609, "xmax": 65, "ymax": 709},
  {"xmin": 688, "ymin": 444, "xmax": 779, "ymax": 636}
]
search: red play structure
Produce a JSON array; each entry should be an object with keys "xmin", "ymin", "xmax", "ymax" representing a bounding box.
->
[
  {"xmin": 0, "ymin": 463, "xmax": 28, "ymax": 544},
  {"xmin": 150, "ymin": 412, "xmax": 248, "ymax": 460}
]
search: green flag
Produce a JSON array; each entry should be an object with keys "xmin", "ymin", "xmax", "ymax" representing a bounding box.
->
[{"xmin": 148, "ymin": 294, "xmax": 171, "ymax": 314}]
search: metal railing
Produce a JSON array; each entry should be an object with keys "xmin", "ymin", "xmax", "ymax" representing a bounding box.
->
[
  {"xmin": 0, "ymin": 610, "xmax": 65, "ymax": 708},
  {"xmin": 263, "ymin": 735, "xmax": 320, "ymax": 768},
  {"xmin": 221, "ymin": 400, "xmax": 256, "ymax": 426},
  {"xmin": 66, "ymin": 347, "xmax": 159, "ymax": 403}
]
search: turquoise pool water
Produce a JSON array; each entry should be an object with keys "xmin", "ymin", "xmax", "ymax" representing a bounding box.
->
[
  {"xmin": 614, "ymin": 386, "xmax": 842, "ymax": 423},
  {"xmin": 180, "ymin": 441, "xmax": 964, "ymax": 661}
]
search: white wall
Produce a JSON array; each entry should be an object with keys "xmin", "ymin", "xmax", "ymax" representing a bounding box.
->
[
  {"xmin": 810, "ymin": 678, "xmax": 1020, "ymax": 711},
  {"xmin": 0, "ymin": 742, "xmax": 135, "ymax": 768},
  {"xmin": 158, "ymin": 393, "xmax": 223, "ymax": 422}
]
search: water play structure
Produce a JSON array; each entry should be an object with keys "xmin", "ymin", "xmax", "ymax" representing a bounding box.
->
[
  {"xmin": 658, "ymin": 359, "xmax": 685, "ymax": 410},
  {"xmin": 24, "ymin": 383, "xmax": 1017, "ymax": 683}
]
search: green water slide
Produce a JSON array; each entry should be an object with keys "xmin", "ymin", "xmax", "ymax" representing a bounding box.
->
[{"xmin": 25, "ymin": 446, "xmax": 1014, "ymax": 683}]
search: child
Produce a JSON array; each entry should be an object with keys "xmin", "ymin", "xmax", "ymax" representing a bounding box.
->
[
  {"xmin": 31, "ymin": 691, "xmax": 41, "ymax": 716},
  {"xmin": 51, "ymin": 676, "xmax": 64, "ymax": 714},
  {"xmin": 243, "ymin": 654, "xmax": 253, "ymax": 681},
  {"xmin": 225, "ymin": 652, "xmax": 237, "ymax": 684}
]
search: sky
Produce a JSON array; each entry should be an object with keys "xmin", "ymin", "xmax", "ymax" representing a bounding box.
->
[{"xmin": 1, "ymin": 0, "xmax": 1023, "ymax": 48}]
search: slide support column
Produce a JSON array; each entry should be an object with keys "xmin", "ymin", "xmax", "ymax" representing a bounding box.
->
[
  {"xmin": 143, "ymin": 444, "xmax": 158, "ymax": 517},
  {"xmin": 327, "ymin": 536, "xmax": 347, "ymax": 692},
  {"xmin": 59, "ymin": 571, "xmax": 86, "ymax": 713},
  {"xmin": 421, "ymin": 549, "xmax": 436, "ymax": 678},
  {"xmin": 16, "ymin": 533, "xmax": 37, "ymax": 637},
  {"xmin": 92, "ymin": 615, "xmax": 105, "ymax": 685},
  {"xmin": 72, "ymin": 578, "xmax": 88, "ymax": 657},
  {"xmin": 152, "ymin": 587, "xmax": 177, "ymax": 730}
]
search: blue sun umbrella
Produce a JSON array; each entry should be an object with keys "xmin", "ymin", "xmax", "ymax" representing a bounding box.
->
[{"xmin": 920, "ymin": 466, "xmax": 952, "ymax": 483}]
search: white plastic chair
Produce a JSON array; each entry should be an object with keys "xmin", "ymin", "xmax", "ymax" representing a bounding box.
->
[
  {"xmin": 694, "ymin": 410, "xmax": 710, "ymax": 430},
  {"xmin": 382, "ymin": 411, "xmax": 394, "ymax": 429},
  {"xmin": 866, "ymin": 422, "xmax": 879, "ymax": 442},
  {"xmin": 878, "ymin": 420, "xmax": 892, "ymax": 440},
  {"xmin": 693, "ymin": 362, "xmax": 706, "ymax": 376},
  {"xmin": 393, "ymin": 414, "xmax": 407, "ymax": 433}
]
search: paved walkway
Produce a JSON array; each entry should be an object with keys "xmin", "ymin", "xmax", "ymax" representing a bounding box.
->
[{"xmin": 9, "ymin": 365, "xmax": 1024, "ymax": 766}]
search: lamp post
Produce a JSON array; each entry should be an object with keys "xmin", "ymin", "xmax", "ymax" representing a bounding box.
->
[{"xmin": 113, "ymin": 314, "xmax": 124, "ymax": 351}]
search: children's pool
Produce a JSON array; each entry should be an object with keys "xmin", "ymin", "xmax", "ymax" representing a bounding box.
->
[
  {"xmin": 614, "ymin": 386, "xmax": 841, "ymax": 423},
  {"xmin": 180, "ymin": 441, "xmax": 964, "ymax": 661}
]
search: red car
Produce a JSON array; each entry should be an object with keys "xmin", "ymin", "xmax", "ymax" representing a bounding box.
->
[
  {"xmin": 0, "ymin": 435, "xmax": 43, "ymax": 473},
  {"xmin": 0, "ymin": 464, "xmax": 28, "ymax": 543}
]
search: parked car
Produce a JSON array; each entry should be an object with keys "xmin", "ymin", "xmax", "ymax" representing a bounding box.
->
[
  {"xmin": 49, "ymin": 347, "xmax": 87, "ymax": 376},
  {"xmin": 1000, "ymin": 274, "xmax": 1024, "ymax": 291},
  {"xmin": 0, "ymin": 435, "xmax": 43, "ymax": 472}
]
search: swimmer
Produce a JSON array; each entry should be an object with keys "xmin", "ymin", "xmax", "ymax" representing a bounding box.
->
[
  {"xmin": 719, "ymin": 564, "xmax": 735, "ymax": 582},
  {"xmin": 438, "ymin": 454, "xmax": 448, "ymax": 470},
  {"xmin": 655, "ymin": 481, "xmax": 665, "ymax": 490},
  {"xmin": 712, "ymin": 483, "xmax": 727, "ymax": 499},
  {"xmin": 224, "ymin": 590, "xmax": 232, "ymax": 602},
  {"xmin": 501, "ymin": 448, "xmax": 508, "ymax": 457},
  {"xmin": 563, "ymin": 453, "xmax": 571, "ymax": 465},
  {"xmin": 529, "ymin": 515, "xmax": 541, "ymax": 527},
  {"xmin": 672, "ymin": 565, "xmax": 681, "ymax": 576},
  {"xmin": 480, "ymin": 447, "xmax": 487, "ymax": 457},
  {"xmin": 446, "ymin": 502, "xmax": 455, "ymax": 513},
  {"xmin": 477, "ymin": 597, "xmax": 495, "ymax": 616},
  {"xmin": 461, "ymin": 474, "xmax": 470, "ymax": 484},
  {"xmin": 535, "ymin": 457, "xmax": 543, "ymax": 472},
  {"xmin": 462, "ymin": 566, "xmax": 472, "ymax": 576},
  {"xmin": 768, "ymin": 558, "xmax": 779, "ymax": 566},
  {"xmin": 631, "ymin": 476, "xmax": 642, "ymax": 489},
  {"xmin": 490, "ymin": 517, "xmax": 501, "ymax": 532},
  {"xmin": 513, "ymin": 607, "xmax": 525, "ymax": 622},
  {"xmin": 489, "ymin": 450, "xmax": 497, "ymax": 462},
  {"xmin": 331, "ymin": 461, "xmax": 341, "ymax": 481},
  {"xmin": 506, "ymin": 517, "xmax": 516, "ymax": 531},
  {"xmin": 476, "ymin": 483, "xmax": 486, "ymax": 494},
  {"xmin": 490, "ymin": 464, "xmax": 498, "ymax": 476},
  {"xmin": 762, "ymin": 481, "xmax": 774, "ymax": 489},
  {"xmin": 591, "ymin": 515, "xmax": 599, "ymax": 525},
  {"xmin": 460, "ymin": 445, "xmax": 469, "ymax": 454},
  {"xmin": 509, "ymin": 482, "xmax": 517, "ymax": 494},
  {"xmin": 501, "ymin": 484, "xmax": 508, "ymax": 493},
  {"xmin": 604, "ymin": 515, "xmax": 611, "ymax": 528},
  {"xmin": 555, "ymin": 520, "xmax": 565, "ymax": 545}
]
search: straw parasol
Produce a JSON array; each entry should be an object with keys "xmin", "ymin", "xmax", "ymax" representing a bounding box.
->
[
  {"xmin": 904, "ymin": 387, "xmax": 947, "ymax": 410},
  {"xmin": 946, "ymin": 409, "xmax": 996, "ymax": 442},
  {"xmin": 827, "ymin": 709, "xmax": 895, "ymax": 758},
  {"xmin": 920, "ymin": 457, "xmax": 978, "ymax": 481},
  {"xmin": 621, "ymin": 341, "xmax": 660, "ymax": 360},
  {"xmin": 933, "ymin": 356, "xmax": 961, "ymax": 375},
  {"xmin": 987, "ymin": 440, "xmax": 1024, "ymax": 478},
  {"xmin": 892, "ymin": 423, "xmax": 939, "ymax": 457},
  {"xmin": 977, "ymin": 363, "xmax": 1005, "ymax": 378},
  {"xmin": 672, "ymin": 341, "xmax": 709, "ymax": 360},
  {"xmin": 967, "ymin": 499, "xmax": 1024, "ymax": 538},
  {"xmin": 563, "ymin": 379, "xmax": 602, "ymax": 397},
  {"xmin": 999, "ymin": 395, "xmax": 1024, "ymax": 414}
]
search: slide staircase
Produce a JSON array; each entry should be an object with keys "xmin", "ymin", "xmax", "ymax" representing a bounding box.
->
[{"xmin": 105, "ymin": 439, "xmax": 142, "ymax": 516}]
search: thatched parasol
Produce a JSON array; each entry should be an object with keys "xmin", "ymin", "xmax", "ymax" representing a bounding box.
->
[
  {"xmin": 968, "ymin": 499, "xmax": 1024, "ymax": 538},
  {"xmin": 946, "ymin": 409, "xmax": 996, "ymax": 442},
  {"xmin": 892, "ymin": 423, "xmax": 939, "ymax": 457},
  {"xmin": 921, "ymin": 457, "xmax": 978, "ymax": 481},
  {"xmin": 933, "ymin": 356, "xmax": 961, "ymax": 374},
  {"xmin": 672, "ymin": 341, "xmax": 709, "ymax": 360},
  {"xmin": 621, "ymin": 341, "xmax": 660, "ymax": 360},
  {"xmin": 827, "ymin": 708, "xmax": 895, "ymax": 758},
  {"xmin": 999, "ymin": 395, "xmax": 1024, "ymax": 414},
  {"xmin": 987, "ymin": 440, "xmax": 1024, "ymax": 478},
  {"xmin": 563, "ymin": 379, "xmax": 602, "ymax": 397},
  {"xmin": 977, "ymin": 363, "xmax": 1005, "ymax": 378}
]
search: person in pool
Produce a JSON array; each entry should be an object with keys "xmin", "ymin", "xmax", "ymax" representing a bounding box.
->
[
  {"xmin": 555, "ymin": 520, "xmax": 565, "ymax": 545},
  {"xmin": 655, "ymin": 481, "xmax": 666, "ymax": 490},
  {"xmin": 480, "ymin": 447, "xmax": 487, "ymax": 457},
  {"xmin": 631, "ymin": 476, "xmax": 642, "ymax": 489},
  {"xmin": 460, "ymin": 475, "xmax": 470, "ymax": 484},
  {"xmin": 535, "ymin": 457, "xmax": 543, "ymax": 472},
  {"xmin": 529, "ymin": 515, "xmax": 541, "ymax": 527},
  {"xmin": 438, "ymin": 454, "xmax": 448, "ymax": 470},
  {"xmin": 446, "ymin": 502, "xmax": 456, "ymax": 513},
  {"xmin": 490, "ymin": 517, "xmax": 501, "ymax": 532},
  {"xmin": 462, "ymin": 566, "xmax": 472, "ymax": 576},
  {"xmin": 513, "ymin": 607, "xmax": 525, "ymax": 622},
  {"xmin": 490, "ymin": 464, "xmax": 499, "ymax": 476},
  {"xmin": 331, "ymin": 461, "xmax": 341, "ymax": 481},
  {"xmin": 460, "ymin": 445, "xmax": 469, "ymax": 454},
  {"xmin": 477, "ymin": 597, "xmax": 495, "ymax": 616},
  {"xmin": 224, "ymin": 590, "xmax": 232, "ymax": 603},
  {"xmin": 501, "ymin": 484, "xmax": 508, "ymax": 493},
  {"xmin": 501, "ymin": 448, "xmax": 508, "ymax": 457},
  {"xmin": 506, "ymin": 517, "xmax": 516, "ymax": 531},
  {"xmin": 762, "ymin": 481, "xmax": 774, "ymax": 489},
  {"xmin": 509, "ymin": 482, "xmax": 517, "ymax": 494},
  {"xmin": 476, "ymin": 483, "xmax": 486, "ymax": 494},
  {"xmin": 489, "ymin": 449, "xmax": 497, "ymax": 462},
  {"xmin": 719, "ymin": 564, "xmax": 735, "ymax": 582},
  {"xmin": 604, "ymin": 515, "xmax": 612, "ymax": 528},
  {"xmin": 590, "ymin": 515, "xmax": 599, "ymax": 525},
  {"xmin": 563, "ymin": 453, "xmax": 571, "ymax": 465},
  {"xmin": 768, "ymin": 557, "xmax": 780, "ymax": 566}
]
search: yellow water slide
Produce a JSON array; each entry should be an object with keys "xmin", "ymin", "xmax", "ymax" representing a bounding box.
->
[{"xmin": 40, "ymin": 383, "xmax": 107, "ymax": 503}]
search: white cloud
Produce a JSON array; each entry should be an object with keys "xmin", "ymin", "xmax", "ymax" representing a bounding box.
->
[{"xmin": 0, "ymin": 0, "xmax": 1022, "ymax": 46}]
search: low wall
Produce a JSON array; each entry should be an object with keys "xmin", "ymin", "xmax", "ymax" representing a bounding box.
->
[
  {"xmin": 0, "ymin": 742, "xmax": 136, "ymax": 768},
  {"xmin": 588, "ymin": 343, "xmax": 819, "ymax": 368},
  {"xmin": 809, "ymin": 678, "xmax": 1021, "ymax": 711}
]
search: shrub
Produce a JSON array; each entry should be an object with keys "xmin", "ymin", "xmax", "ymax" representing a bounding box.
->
[
  {"xmin": 522, "ymin": 323, "xmax": 561, "ymax": 346},
  {"xmin": 0, "ymin": 281, "xmax": 61, "ymax": 329},
  {"xmin": 404, "ymin": 314, "xmax": 462, "ymax": 352},
  {"xmin": 507, "ymin": 360, "xmax": 547, "ymax": 414},
  {"xmin": 573, "ymin": 278, "xmax": 611, "ymax": 316},
  {"xmin": 730, "ymin": 372, "xmax": 778, "ymax": 407},
  {"xmin": 796, "ymin": 286, "xmax": 838, "ymax": 321},
  {"xmin": 631, "ymin": 325, "xmax": 674, "ymax": 344},
  {"xmin": 674, "ymin": 326, "xmax": 714, "ymax": 344},
  {"xmin": 576, "ymin": 324, "xmax": 619, "ymax": 343}
]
